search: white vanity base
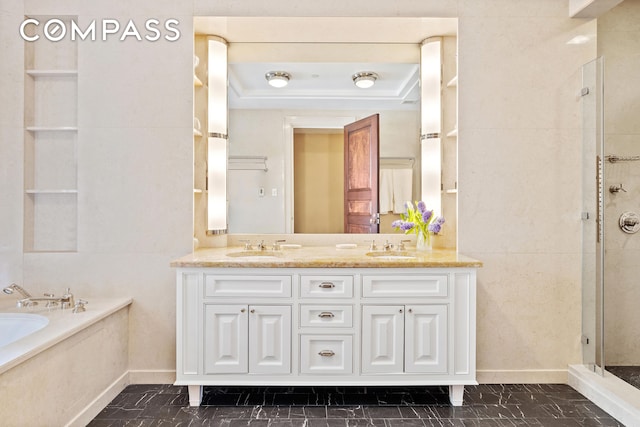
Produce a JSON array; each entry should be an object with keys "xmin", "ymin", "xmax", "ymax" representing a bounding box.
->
[
  {"xmin": 175, "ymin": 267, "xmax": 477, "ymax": 407},
  {"xmin": 184, "ymin": 381, "xmax": 471, "ymax": 407}
]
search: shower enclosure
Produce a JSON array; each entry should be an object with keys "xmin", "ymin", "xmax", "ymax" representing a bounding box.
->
[{"xmin": 578, "ymin": 54, "xmax": 640, "ymax": 423}]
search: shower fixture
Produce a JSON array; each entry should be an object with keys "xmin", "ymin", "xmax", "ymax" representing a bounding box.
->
[
  {"xmin": 619, "ymin": 212, "xmax": 640, "ymax": 234},
  {"xmin": 609, "ymin": 183, "xmax": 627, "ymax": 193},
  {"xmin": 2, "ymin": 283, "xmax": 32, "ymax": 298}
]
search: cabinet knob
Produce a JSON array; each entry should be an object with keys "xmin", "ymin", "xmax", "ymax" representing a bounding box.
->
[
  {"xmin": 408, "ymin": 308, "xmax": 413, "ymax": 313},
  {"xmin": 318, "ymin": 312, "xmax": 335, "ymax": 318},
  {"xmin": 319, "ymin": 282, "xmax": 335, "ymax": 289},
  {"xmin": 399, "ymin": 309, "xmax": 403, "ymax": 313},
  {"xmin": 241, "ymin": 308, "xmax": 246, "ymax": 313},
  {"xmin": 250, "ymin": 309, "xmax": 255, "ymax": 314},
  {"xmin": 318, "ymin": 350, "xmax": 335, "ymax": 357}
]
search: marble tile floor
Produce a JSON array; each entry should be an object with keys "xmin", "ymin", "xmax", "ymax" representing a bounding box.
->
[
  {"xmin": 88, "ymin": 384, "xmax": 624, "ymax": 426},
  {"xmin": 607, "ymin": 366, "xmax": 640, "ymax": 390}
]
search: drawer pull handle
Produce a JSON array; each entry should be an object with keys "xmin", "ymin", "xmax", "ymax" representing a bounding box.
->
[
  {"xmin": 319, "ymin": 282, "xmax": 335, "ymax": 289},
  {"xmin": 318, "ymin": 312, "xmax": 335, "ymax": 318},
  {"xmin": 318, "ymin": 350, "xmax": 335, "ymax": 357}
]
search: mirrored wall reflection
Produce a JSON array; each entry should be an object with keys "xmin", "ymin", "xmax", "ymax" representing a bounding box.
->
[{"xmin": 193, "ymin": 18, "xmax": 457, "ymax": 244}]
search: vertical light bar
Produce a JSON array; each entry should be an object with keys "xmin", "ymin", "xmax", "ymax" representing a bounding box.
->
[
  {"xmin": 207, "ymin": 137, "xmax": 227, "ymax": 233},
  {"xmin": 420, "ymin": 37, "xmax": 442, "ymax": 216},
  {"xmin": 207, "ymin": 36, "xmax": 228, "ymax": 234}
]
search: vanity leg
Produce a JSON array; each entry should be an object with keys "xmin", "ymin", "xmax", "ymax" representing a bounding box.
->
[
  {"xmin": 448, "ymin": 385, "xmax": 465, "ymax": 406},
  {"xmin": 188, "ymin": 385, "xmax": 203, "ymax": 406}
]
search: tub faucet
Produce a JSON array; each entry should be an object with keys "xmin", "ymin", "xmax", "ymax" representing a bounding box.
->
[
  {"xmin": 17, "ymin": 288, "xmax": 75, "ymax": 309},
  {"xmin": 3, "ymin": 283, "xmax": 32, "ymax": 299}
]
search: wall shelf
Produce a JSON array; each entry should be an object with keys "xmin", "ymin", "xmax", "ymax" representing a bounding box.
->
[
  {"xmin": 23, "ymin": 18, "xmax": 79, "ymax": 253},
  {"xmin": 26, "ymin": 189, "xmax": 78, "ymax": 194},
  {"xmin": 446, "ymin": 75, "xmax": 458, "ymax": 87},
  {"xmin": 445, "ymin": 189, "xmax": 458, "ymax": 194},
  {"xmin": 26, "ymin": 69, "xmax": 78, "ymax": 77},
  {"xmin": 193, "ymin": 188, "xmax": 204, "ymax": 194},
  {"xmin": 26, "ymin": 126, "xmax": 78, "ymax": 132},
  {"xmin": 193, "ymin": 129, "xmax": 203, "ymax": 137},
  {"xmin": 194, "ymin": 75, "xmax": 203, "ymax": 87},
  {"xmin": 446, "ymin": 128, "xmax": 458, "ymax": 137}
]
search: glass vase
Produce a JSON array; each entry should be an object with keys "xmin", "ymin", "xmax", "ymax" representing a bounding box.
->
[{"xmin": 416, "ymin": 231, "xmax": 432, "ymax": 251}]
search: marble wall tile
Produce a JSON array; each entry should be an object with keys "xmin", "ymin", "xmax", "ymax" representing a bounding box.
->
[{"xmin": 77, "ymin": 127, "xmax": 193, "ymax": 254}]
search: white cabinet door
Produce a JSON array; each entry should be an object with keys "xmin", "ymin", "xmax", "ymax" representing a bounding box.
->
[
  {"xmin": 362, "ymin": 305, "xmax": 404, "ymax": 373},
  {"xmin": 249, "ymin": 305, "xmax": 291, "ymax": 374},
  {"xmin": 204, "ymin": 305, "xmax": 248, "ymax": 374},
  {"xmin": 405, "ymin": 305, "xmax": 448, "ymax": 373}
]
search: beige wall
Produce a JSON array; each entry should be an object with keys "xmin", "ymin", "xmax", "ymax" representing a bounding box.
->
[
  {"xmin": 599, "ymin": 0, "xmax": 640, "ymax": 366},
  {"xmin": 294, "ymin": 132, "xmax": 344, "ymax": 233},
  {"xmin": 0, "ymin": 0, "xmax": 597, "ymax": 384}
]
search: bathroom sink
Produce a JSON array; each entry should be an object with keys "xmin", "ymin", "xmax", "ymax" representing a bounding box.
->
[
  {"xmin": 365, "ymin": 251, "xmax": 417, "ymax": 260},
  {"xmin": 226, "ymin": 250, "xmax": 284, "ymax": 258}
]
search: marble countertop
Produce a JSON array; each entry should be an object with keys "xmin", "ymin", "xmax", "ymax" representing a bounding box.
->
[{"xmin": 170, "ymin": 246, "xmax": 482, "ymax": 269}]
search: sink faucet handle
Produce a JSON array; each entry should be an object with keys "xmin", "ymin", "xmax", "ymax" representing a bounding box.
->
[
  {"xmin": 367, "ymin": 240, "xmax": 377, "ymax": 251},
  {"xmin": 398, "ymin": 240, "xmax": 411, "ymax": 251},
  {"xmin": 44, "ymin": 293, "xmax": 58, "ymax": 308},
  {"xmin": 383, "ymin": 240, "xmax": 393, "ymax": 251},
  {"xmin": 238, "ymin": 239, "xmax": 252, "ymax": 250},
  {"xmin": 273, "ymin": 239, "xmax": 286, "ymax": 251}
]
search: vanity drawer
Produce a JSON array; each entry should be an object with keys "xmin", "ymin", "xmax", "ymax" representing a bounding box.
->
[
  {"xmin": 300, "ymin": 305, "xmax": 353, "ymax": 328},
  {"xmin": 204, "ymin": 275, "xmax": 292, "ymax": 298},
  {"xmin": 300, "ymin": 334, "xmax": 353, "ymax": 374},
  {"xmin": 362, "ymin": 274, "xmax": 448, "ymax": 298},
  {"xmin": 299, "ymin": 276, "xmax": 353, "ymax": 298}
]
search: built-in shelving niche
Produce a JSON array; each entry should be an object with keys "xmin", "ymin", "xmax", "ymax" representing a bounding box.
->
[{"xmin": 23, "ymin": 16, "xmax": 78, "ymax": 252}]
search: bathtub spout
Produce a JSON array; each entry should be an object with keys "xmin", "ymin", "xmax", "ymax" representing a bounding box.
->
[{"xmin": 3, "ymin": 283, "xmax": 32, "ymax": 299}]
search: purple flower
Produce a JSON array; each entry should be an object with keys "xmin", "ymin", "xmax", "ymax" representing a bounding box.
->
[
  {"xmin": 391, "ymin": 220, "xmax": 403, "ymax": 228},
  {"xmin": 422, "ymin": 209, "xmax": 433, "ymax": 223},
  {"xmin": 428, "ymin": 222, "xmax": 442, "ymax": 234},
  {"xmin": 417, "ymin": 201, "xmax": 426, "ymax": 213},
  {"xmin": 400, "ymin": 221, "xmax": 415, "ymax": 232}
]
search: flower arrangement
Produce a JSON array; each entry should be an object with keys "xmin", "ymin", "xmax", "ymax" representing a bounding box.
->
[{"xmin": 392, "ymin": 201, "xmax": 445, "ymax": 249}]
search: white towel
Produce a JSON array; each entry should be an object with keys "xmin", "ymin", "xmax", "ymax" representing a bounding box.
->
[
  {"xmin": 392, "ymin": 168, "xmax": 413, "ymax": 214},
  {"xmin": 379, "ymin": 168, "xmax": 394, "ymax": 213}
]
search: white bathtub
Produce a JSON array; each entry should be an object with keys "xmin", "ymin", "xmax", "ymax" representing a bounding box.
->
[
  {"xmin": 0, "ymin": 313, "xmax": 49, "ymax": 347},
  {"xmin": 0, "ymin": 296, "xmax": 132, "ymax": 375}
]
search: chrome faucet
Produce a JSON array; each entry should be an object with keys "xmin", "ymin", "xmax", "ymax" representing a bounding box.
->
[
  {"xmin": 383, "ymin": 240, "xmax": 394, "ymax": 251},
  {"xmin": 17, "ymin": 288, "xmax": 75, "ymax": 309}
]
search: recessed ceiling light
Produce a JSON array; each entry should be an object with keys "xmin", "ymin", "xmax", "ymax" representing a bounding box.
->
[
  {"xmin": 352, "ymin": 72, "xmax": 378, "ymax": 89},
  {"xmin": 265, "ymin": 71, "xmax": 290, "ymax": 88}
]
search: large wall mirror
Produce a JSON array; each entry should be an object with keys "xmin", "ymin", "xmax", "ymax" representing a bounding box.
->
[{"xmin": 194, "ymin": 17, "xmax": 457, "ymax": 235}]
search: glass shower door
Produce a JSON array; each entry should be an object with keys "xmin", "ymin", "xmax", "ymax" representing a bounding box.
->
[{"xmin": 580, "ymin": 57, "xmax": 604, "ymax": 373}]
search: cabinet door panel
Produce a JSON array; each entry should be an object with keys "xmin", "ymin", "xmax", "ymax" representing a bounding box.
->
[
  {"xmin": 204, "ymin": 305, "xmax": 248, "ymax": 374},
  {"xmin": 362, "ymin": 305, "xmax": 404, "ymax": 373},
  {"xmin": 249, "ymin": 305, "xmax": 291, "ymax": 374},
  {"xmin": 405, "ymin": 305, "xmax": 448, "ymax": 373}
]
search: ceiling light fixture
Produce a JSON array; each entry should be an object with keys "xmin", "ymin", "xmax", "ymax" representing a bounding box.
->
[
  {"xmin": 352, "ymin": 72, "xmax": 378, "ymax": 89},
  {"xmin": 265, "ymin": 71, "xmax": 290, "ymax": 88}
]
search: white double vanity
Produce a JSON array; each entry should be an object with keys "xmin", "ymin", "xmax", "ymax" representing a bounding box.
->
[{"xmin": 171, "ymin": 247, "xmax": 481, "ymax": 406}]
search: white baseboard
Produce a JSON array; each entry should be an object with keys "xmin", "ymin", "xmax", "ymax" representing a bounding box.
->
[
  {"xmin": 66, "ymin": 371, "xmax": 131, "ymax": 427},
  {"xmin": 477, "ymin": 369, "xmax": 567, "ymax": 384},
  {"xmin": 128, "ymin": 369, "xmax": 176, "ymax": 384},
  {"xmin": 568, "ymin": 364, "xmax": 640, "ymax": 427}
]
